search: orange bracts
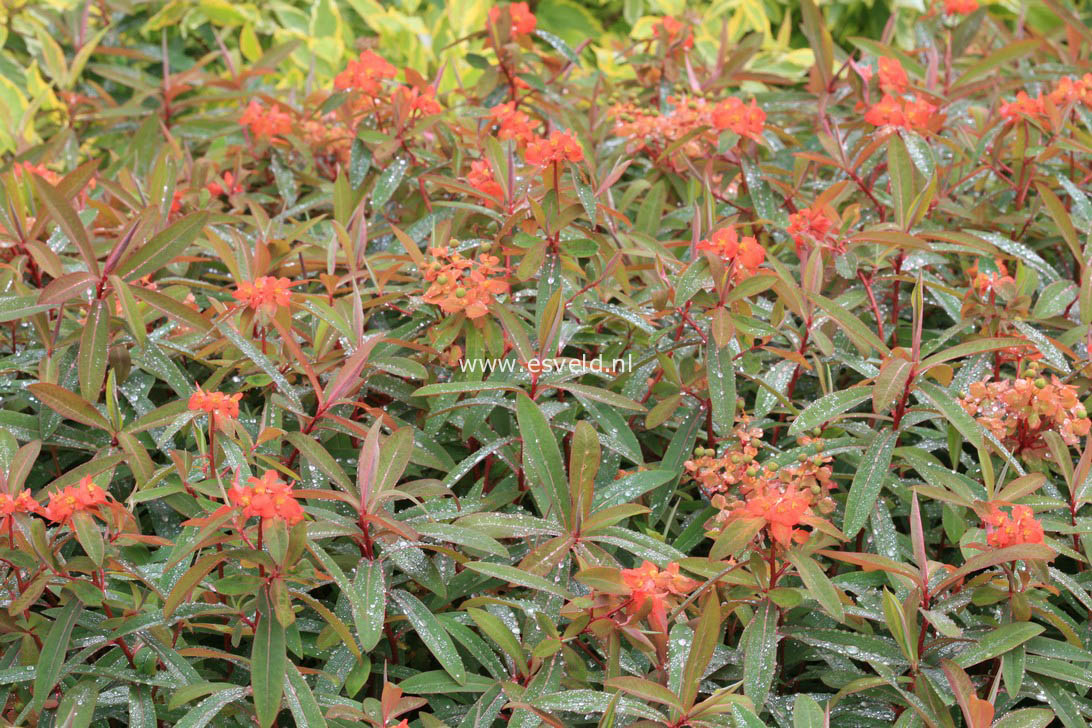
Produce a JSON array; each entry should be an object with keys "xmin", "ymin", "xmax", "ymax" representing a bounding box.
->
[
  {"xmin": 227, "ymin": 470, "xmax": 305, "ymax": 525},
  {"xmin": 878, "ymin": 57, "xmax": 909, "ymax": 94},
  {"xmin": 488, "ymin": 102, "xmax": 540, "ymax": 145},
  {"xmin": 983, "ymin": 503, "xmax": 1044, "ymax": 549},
  {"xmin": 467, "ymin": 159, "xmax": 504, "ymax": 201},
  {"xmin": 334, "ymin": 50, "xmax": 397, "ymax": 96},
  {"xmin": 421, "ymin": 246, "xmax": 510, "ymax": 319},
  {"xmin": 488, "ymin": 2, "xmax": 536, "ymax": 36},
  {"xmin": 239, "ymin": 101, "xmax": 293, "ymax": 139},
  {"xmin": 188, "ymin": 387, "xmax": 242, "ymax": 431},
  {"xmin": 0, "ymin": 490, "xmax": 39, "ymax": 526},
  {"xmin": 696, "ymin": 227, "xmax": 766, "ymax": 275},
  {"xmin": 787, "ymin": 205, "xmax": 840, "ymax": 256},
  {"xmin": 960, "ymin": 375, "xmax": 1091, "ymax": 457},
  {"xmin": 525, "ymin": 130, "xmax": 584, "ymax": 167},
  {"xmin": 864, "ymin": 93, "xmax": 941, "ymax": 130},
  {"xmin": 233, "ymin": 276, "xmax": 294, "ymax": 315},
  {"xmin": 44, "ymin": 476, "xmax": 109, "ymax": 524}
]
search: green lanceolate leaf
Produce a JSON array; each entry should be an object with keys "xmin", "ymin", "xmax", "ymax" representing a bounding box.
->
[{"xmin": 252, "ymin": 587, "xmax": 287, "ymax": 728}]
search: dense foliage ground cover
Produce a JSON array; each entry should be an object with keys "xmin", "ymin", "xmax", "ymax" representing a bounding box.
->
[{"xmin": 2, "ymin": 0, "xmax": 1092, "ymax": 726}]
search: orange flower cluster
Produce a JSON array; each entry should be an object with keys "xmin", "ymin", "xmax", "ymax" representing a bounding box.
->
[
  {"xmin": 393, "ymin": 85, "xmax": 443, "ymax": 116},
  {"xmin": 621, "ymin": 561, "xmax": 699, "ymax": 607},
  {"xmin": 206, "ymin": 171, "xmax": 244, "ymax": 199},
  {"xmin": 240, "ymin": 101, "xmax": 293, "ymax": 140},
  {"xmin": 983, "ymin": 503, "xmax": 1044, "ymax": 549},
  {"xmin": 467, "ymin": 159, "xmax": 504, "ymax": 201},
  {"xmin": 877, "ymin": 57, "xmax": 909, "ymax": 94},
  {"xmin": 943, "ymin": 0, "xmax": 978, "ymax": 14},
  {"xmin": 688, "ymin": 423, "xmax": 837, "ymax": 547},
  {"xmin": 488, "ymin": 102, "xmax": 540, "ymax": 145},
  {"xmin": 525, "ymin": 130, "xmax": 584, "ymax": 167},
  {"xmin": 227, "ymin": 470, "xmax": 305, "ymax": 525},
  {"xmin": 610, "ymin": 94, "xmax": 765, "ymax": 163},
  {"xmin": 0, "ymin": 489, "xmax": 39, "ymax": 526},
  {"xmin": 787, "ymin": 205, "xmax": 843, "ymax": 256},
  {"xmin": 13, "ymin": 161, "xmax": 62, "ymax": 185},
  {"xmin": 334, "ymin": 50, "xmax": 397, "ymax": 96},
  {"xmin": 488, "ymin": 2, "xmax": 536, "ymax": 36},
  {"xmin": 421, "ymin": 245, "xmax": 510, "ymax": 319},
  {"xmin": 999, "ymin": 75, "xmax": 1092, "ymax": 123},
  {"xmin": 696, "ymin": 226, "xmax": 766, "ymax": 278},
  {"xmin": 233, "ymin": 276, "xmax": 294, "ymax": 315},
  {"xmin": 189, "ymin": 386, "xmax": 242, "ymax": 431},
  {"xmin": 960, "ymin": 375, "xmax": 1091, "ymax": 457},
  {"xmin": 44, "ymin": 476, "xmax": 109, "ymax": 524},
  {"xmin": 864, "ymin": 93, "xmax": 941, "ymax": 130}
]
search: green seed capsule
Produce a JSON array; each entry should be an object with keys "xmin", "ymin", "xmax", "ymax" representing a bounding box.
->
[
  {"xmin": 1034, "ymin": 377, "xmax": 1047, "ymax": 388},
  {"xmin": 1076, "ymin": 406, "xmax": 1088, "ymax": 419},
  {"xmin": 455, "ymin": 287, "xmax": 467, "ymax": 298},
  {"xmin": 437, "ymin": 274, "xmax": 449, "ymax": 285}
]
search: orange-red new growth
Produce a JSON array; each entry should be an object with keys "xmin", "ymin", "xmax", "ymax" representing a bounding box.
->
[
  {"xmin": 983, "ymin": 503, "xmax": 1044, "ymax": 549},
  {"xmin": 488, "ymin": 2, "xmax": 536, "ymax": 36},
  {"xmin": 334, "ymin": 50, "xmax": 397, "ymax": 96},
  {"xmin": 240, "ymin": 101, "xmax": 293, "ymax": 140},
  {"xmin": 188, "ymin": 386, "xmax": 242, "ymax": 431},
  {"xmin": 44, "ymin": 476, "xmax": 109, "ymax": 523},
  {"xmin": 233, "ymin": 276, "xmax": 294, "ymax": 315},
  {"xmin": 227, "ymin": 470, "xmax": 305, "ymax": 525},
  {"xmin": 525, "ymin": 130, "xmax": 584, "ymax": 167}
]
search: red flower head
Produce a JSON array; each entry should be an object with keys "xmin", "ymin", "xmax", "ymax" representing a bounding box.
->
[
  {"xmin": 488, "ymin": 102, "xmax": 540, "ymax": 145},
  {"xmin": 188, "ymin": 386, "xmax": 243, "ymax": 431},
  {"xmin": 240, "ymin": 101, "xmax": 293, "ymax": 140},
  {"xmin": 489, "ymin": 2, "xmax": 537, "ymax": 36},
  {"xmin": 525, "ymin": 130, "xmax": 584, "ymax": 167},
  {"xmin": 233, "ymin": 276, "xmax": 294, "ymax": 315},
  {"xmin": 983, "ymin": 503, "xmax": 1044, "ymax": 549},
  {"xmin": 227, "ymin": 470, "xmax": 305, "ymax": 525},
  {"xmin": 334, "ymin": 50, "xmax": 397, "ymax": 96},
  {"xmin": 877, "ymin": 57, "xmax": 909, "ymax": 94},
  {"xmin": 864, "ymin": 94, "xmax": 905, "ymax": 127}
]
